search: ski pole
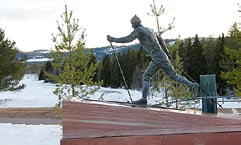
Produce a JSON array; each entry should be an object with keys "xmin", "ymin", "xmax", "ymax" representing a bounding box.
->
[{"xmin": 109, "ymin": 42, "xmax": 133, "ymax": 103}]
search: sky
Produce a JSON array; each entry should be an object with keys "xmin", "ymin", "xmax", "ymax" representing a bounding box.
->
[{"xmin": 1, "ymin": 0, "xmax": 241, "ymax": 52}]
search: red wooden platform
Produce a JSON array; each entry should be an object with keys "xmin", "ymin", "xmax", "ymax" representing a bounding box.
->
[{"xmin": 60, "ymin": 100, "xmax": 241, "ymax": 145}]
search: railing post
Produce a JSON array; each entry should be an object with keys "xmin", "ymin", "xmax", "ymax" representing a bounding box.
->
[{"xmin": 200, "ymin": 74, "xmax": 217, "ymax": 113}]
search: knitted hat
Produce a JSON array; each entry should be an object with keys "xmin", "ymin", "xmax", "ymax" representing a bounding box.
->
[{"xmin": 130, "ymin": 15, "xmax": 141, "ymax": 25}]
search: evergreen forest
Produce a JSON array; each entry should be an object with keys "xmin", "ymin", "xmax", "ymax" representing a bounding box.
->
[{"xmin": 39, "ymin": 22, "xmax": 241, "ymax": 97}]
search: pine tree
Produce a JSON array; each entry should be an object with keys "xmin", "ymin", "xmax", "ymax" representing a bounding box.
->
[
  {"xmin": 131, "ymin": 65, "xmax": 142, "ymax": 89},
  {"xmin": 122, "ymin": 48, "xmax": 138, "ymax": 88},
  {"xmin": 213, "ymin": 34, "xmax": 227, "ymax": 94},
  {"xmin": 167, "ymin": 50, "xmax": 192, "ymax": 108},
  {"xmin": 190, "ymin": 34, "xmax": 207, "ymax": 82},
  {"xmin": 202, "ymin": 37, "xmax": 216, "ymax": 74},
  {"xmin": 179, "ymin": 38, "xmax": 192, "ymax": 76},
  {"xmin": 178, "ymin": 41, "xmax": 185, "ymax": 59},
  {"xmin": 0, "ymin": 28, "xmax": 26, "ymax": 92},
  {"xmin": 88, "ymin": 49, "xmax": 100, "ymax": 82},
  {"xmin": 221, "ymin": 46, "xmax": 241, "ymax": 96},
  {"xmin": 126, "ymin": 49, "xmax": 133, "ymax": 87},
  {"xmin": 46, "ymin": 5, "xmax": 101, "ymax": 103},
  {"xmin": 147, "ymin": 0, "xmax": 175, "ymax": 34},
  {"xmin": 131, "ymin": 46, "xmax": 150, "ymax": 89},
  {"xmin": 182, "ymin": 35, "xmax": 207, "ymax": 83},
  {"xmin": 137, "ymin": 46, "xmax": 150, "ymax": 68},
  {"xmin": 220, "ymin": 23, "xmax": 239, "ymax": 74},
  {"xmin": 221, "ymin": 24, "xmax": 241, "ymax": 96},
  {"xmin": 39, "ymin": 61, "xmax": 53, "ymax": 82},
  {"xmin": 101, "ymin": 54, "xmax": 112, "ymax": 87},
  {"xmin": 166, "ymin": 38, "xmax": 192, "ymax": 108},
  {"xmin": 111, "ymin": 53, "xmax": 121, "ymax": 88}
]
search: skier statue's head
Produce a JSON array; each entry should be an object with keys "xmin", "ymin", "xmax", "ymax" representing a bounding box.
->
[{"xmin": 131, "ymin": 15, "xmax": 141, "ymax": 28}]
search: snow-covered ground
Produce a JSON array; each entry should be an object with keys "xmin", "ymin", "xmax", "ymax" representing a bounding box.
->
[
  {"xmin": 0, "ymin": 123, "xmax": 61, "ymax": 145},
  {"xmin": 26, "ymin": 58, "xmax": 53, "ymax": 63},
  {"xmin": 0, "ymin": 74, "xmax": 61, "ymax": 145},
  {"xmin": 0, "ymin": 74, "xmax": 143, "ymax": 108},
  {"xmin": 1, "ymin": 74, "xmax": 240, "ymax": 109},
  {"xmin": 0, "ymin": 74, "xmax": 58, "ymax": 108},
  {"xmin": 0, "ymin": 74, "xmax": 144, "ymax": 145},
  {"xmin": 0, "ymin": 74, "xmax": 240, "ymax": 145}
]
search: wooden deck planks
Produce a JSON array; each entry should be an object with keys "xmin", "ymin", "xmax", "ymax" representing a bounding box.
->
[{"xmin": 61, "ymin": 100, "xmax": 241, "ymax": 145}]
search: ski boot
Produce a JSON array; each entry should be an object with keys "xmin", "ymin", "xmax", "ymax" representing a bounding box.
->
[
  {"xmin": 190, "ymin": 83, "xmax": 199, "ymax": 99},
  {"xmin": 132, "ymin": 98, "xmax": 147, "ymax": 106}
]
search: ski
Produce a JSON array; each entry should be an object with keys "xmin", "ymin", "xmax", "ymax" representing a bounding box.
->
[{"xmin": 81, "ymin": 98, "xmax": 185, "ymax": 110}]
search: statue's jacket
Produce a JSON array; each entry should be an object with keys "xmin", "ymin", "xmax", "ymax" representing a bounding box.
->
[{"xmin": 111, "ymin": 25, "xmax": 171, "ymax": 67}]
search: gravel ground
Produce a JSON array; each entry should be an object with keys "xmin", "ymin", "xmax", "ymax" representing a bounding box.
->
[{"xmin": 0, "ymin": 107, "xmax": 61, "ymax": 124}]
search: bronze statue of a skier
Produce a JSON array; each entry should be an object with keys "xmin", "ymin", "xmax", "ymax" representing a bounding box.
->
[{"xmin": 107, "ymin": 15, "xmax": 199, "ymax": 105}]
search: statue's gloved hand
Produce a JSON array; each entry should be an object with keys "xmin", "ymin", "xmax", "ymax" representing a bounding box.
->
[{"xmin": 107, "ymin": 35, "xmax": 114, "ymax": 42}]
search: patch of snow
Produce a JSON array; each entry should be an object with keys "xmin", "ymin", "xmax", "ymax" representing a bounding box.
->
[
  {"xmin": 0, "ymin": 123, "xmax": 62, "ymax": 145},
  {"xmin": 231, "ymin": 108, "xmax": 240, "ymax": 115},
  {"xmin": 0, "ymin": 74, "xmax": 58, "ymax": 108},
  {"xmin": 0, "ymin": 74, "xmax": 240, "ymax": 109},
  {"xmin": 26, "ymin": 58, "xmax": 53, "ymax": 62},
  {"xmin": 218, "ymin": 101, "xmax": 241, "ymax": 109},
  {"xmin": 87, "ymin": 87, "xmax": 142, "ymax": 102}
]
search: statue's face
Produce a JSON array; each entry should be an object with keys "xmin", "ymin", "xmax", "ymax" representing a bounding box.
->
[
  {"xmin": 131, "ymin": 22, "xmax": 138, "ymax": 29},
  {"xmin": 131, "ymin": 23, "xmax": 135, "ymax": 29}
]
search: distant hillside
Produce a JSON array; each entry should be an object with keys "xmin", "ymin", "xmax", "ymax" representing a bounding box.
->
[
  {"xmin": 18, "ymin": 44, "xmax": 141, "ymax": 64},
  {"xmin": 91, "ymin": 44, "xmax": 141, "ymax": 61},
  {"xmin": 18, "ymin": 49, "xmax": 51, "ymax": 59}
]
